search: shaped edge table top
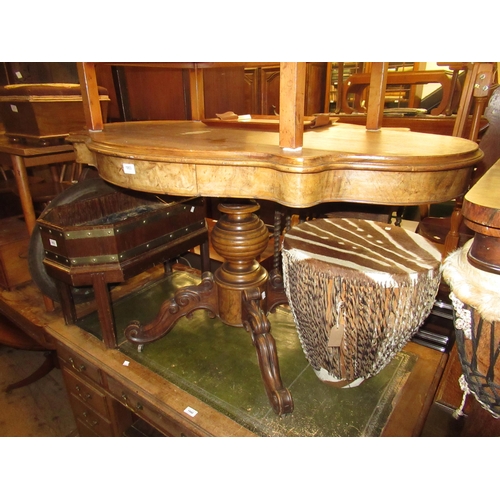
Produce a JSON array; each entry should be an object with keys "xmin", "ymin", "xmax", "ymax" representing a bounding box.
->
[{"xmin": 69, "ymin": 121, "xmax": 483, "ymax": 209}]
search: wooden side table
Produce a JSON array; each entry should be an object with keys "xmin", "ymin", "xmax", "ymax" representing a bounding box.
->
[{"xmin": 0, "ymin": 135, "xmax": 76, "ymax": 311}]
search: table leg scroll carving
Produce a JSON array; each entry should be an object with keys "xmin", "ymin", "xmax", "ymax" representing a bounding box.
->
[
  {"xmin": 242, "ymin": 287, "xmax": 294, "ymax": 415},
  {"xmin": 124, "ymin": 272, "xmax": 219, "ymax": 348}
]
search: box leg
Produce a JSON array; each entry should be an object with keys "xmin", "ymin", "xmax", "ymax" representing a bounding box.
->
[
  {"xmin": 91, "ymin": 272, "xmax": 117, "ymax": 349},
  {"xmin": 56, "ymin": 281, "xmax": 78, "ymax": 324}
]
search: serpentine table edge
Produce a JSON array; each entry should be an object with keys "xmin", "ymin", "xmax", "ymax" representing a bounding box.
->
[{"xmin": 67, "ymin": 121, "xmax": 483, "ymax": 209}]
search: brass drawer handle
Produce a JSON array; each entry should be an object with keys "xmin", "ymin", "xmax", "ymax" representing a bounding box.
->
[
  {"xmin": 75, "ymin": 385, "xmax": 91, "ymax": 400},
  {"xmin": 121, "ymin": 392, "xmax": 143, "ymax": 411},
  {"xmin": 68, "ymin": 357, "xmax": 86, "ymax": 373},
  {"xmin": 82, "ymin": 411, "xmax": 98, "ymax": 427}
]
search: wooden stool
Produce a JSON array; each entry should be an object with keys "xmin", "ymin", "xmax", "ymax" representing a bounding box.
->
[{"xmin": 282, "ymin": 218, "xmax": 442, "ymax": 387}]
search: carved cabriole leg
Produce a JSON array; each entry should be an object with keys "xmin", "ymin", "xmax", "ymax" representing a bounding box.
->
[
  {"xmin": 124, "ymin": 272, "xmax": 219, "ymax": 347},
  {"xmin": 242, "ymin": 287, "xmax": 294, "ymax": 415}
]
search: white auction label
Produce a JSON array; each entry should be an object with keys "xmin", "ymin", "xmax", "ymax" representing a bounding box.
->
[
  {"xmin": 123, "ymin": 163, "xmax": 136, "ymax": 174},
  {"xmin": 184, "ymin": 406, "xmax": 198, "ymax": 417}
]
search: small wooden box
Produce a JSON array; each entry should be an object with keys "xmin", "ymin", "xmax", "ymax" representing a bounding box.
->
[
  {"xmin": 37, "ymin": 185, "xmax": 207, "ymax": 286},
  {"xmin": 0, "ymin": 216, "xmax": 31, "ymax": 290},
  {"xmin": 35, "ymin": 180, "xmax": 208, "ymax": 349},
  {"xmin": 0, "ymin": 83, "xmax": 109, "ymax": 143}
]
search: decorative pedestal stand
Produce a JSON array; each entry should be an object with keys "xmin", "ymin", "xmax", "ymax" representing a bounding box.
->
[{"xmin": 125, "ymin": 202, "xmax": 293, "ymax": 415}]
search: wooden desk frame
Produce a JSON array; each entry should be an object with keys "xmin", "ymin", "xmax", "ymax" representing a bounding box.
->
[{"xmin": 0, "ymin": 273, "xmax": 448, "ymax": 437}]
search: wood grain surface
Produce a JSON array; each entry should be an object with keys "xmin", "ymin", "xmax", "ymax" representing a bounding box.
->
[{"xmin": 69, "ymin": 121, "xmax": 482, "ymax": 208}]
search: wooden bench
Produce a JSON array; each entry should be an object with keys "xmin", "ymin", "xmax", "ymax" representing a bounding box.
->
[{"xmin": 340, "ymin": 70, "xmax": 460, "ymax": 116}]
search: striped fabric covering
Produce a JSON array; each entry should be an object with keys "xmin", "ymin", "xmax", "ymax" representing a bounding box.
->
[
  {"xmin": 282, "ymin": 218, "xmax": 442, "ymax": 387},
  {"xmin": 283, "ymin": 218, "xmax": 442, "ymax": 285}
]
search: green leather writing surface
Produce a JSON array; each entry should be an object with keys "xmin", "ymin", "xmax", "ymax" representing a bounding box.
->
[{"xmin": 77, "ymin": 270, "xmax": 416, "ymax": 436}]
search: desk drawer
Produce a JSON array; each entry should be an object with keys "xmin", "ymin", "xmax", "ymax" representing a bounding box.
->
[
  {"xmin": 63, "ymin": 368, "xmax": 109, "ymax": 419},
  {"xmin": 106, "ymin": 377, "xmax": 195, "ymax": 437},
  {"xmin": 57, "ymin": 345, "xmax": 103, "ymax": 386},
  {"xmin": 70, "ymin": 394, "xmax": 114, "ymax": 437}
]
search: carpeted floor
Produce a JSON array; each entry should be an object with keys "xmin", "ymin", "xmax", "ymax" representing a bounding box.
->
[{"xmin": 0, "ymin": 344, "xmax": 77, "ymax": 437}]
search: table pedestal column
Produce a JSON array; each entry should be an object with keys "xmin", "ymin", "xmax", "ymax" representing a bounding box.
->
[{"xmin": 211, "ymin": 202, "xmax": 269, "ymax": 325}]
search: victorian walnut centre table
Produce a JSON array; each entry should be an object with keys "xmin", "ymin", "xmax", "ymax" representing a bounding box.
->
[{"xmin": 69, "ymin": 119, "xmax": 482, "ymax": 416}]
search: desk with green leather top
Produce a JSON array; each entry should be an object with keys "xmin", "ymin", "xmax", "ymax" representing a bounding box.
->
[{"xmin": 34, "ymin": 264, "xmax": 444, "ymax": 437}]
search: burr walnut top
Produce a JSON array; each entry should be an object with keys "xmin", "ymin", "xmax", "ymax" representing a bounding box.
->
[{"xmin": 69, "ymin": 121, "xmax": 482, "ymax": 208}]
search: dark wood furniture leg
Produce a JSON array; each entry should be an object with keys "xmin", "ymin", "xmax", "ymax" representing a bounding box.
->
[
  {"xmin": 10, "ymin": 154, "xmax": 55, "ymax": 312},
  {"xmin": 56, "ymin": 281, "xmax": 78, "ymax": 324},
  {"xmin": 242, "ymin": 287, "xmax": 293, "ymax": 414},
  {"xmin": 0, "ymin": 314, "xmax": 57, "ymax": 392},
  {"xmin": 91, "ymin": 272, "xmax": 117, "ymax": 349},
  {"xmin": 5, "ymin": 351, "xmax": 58, "ymax": 393},
  {"xmin": 200, "ymin": 240, "xmax": 211, "ymax": 275}
]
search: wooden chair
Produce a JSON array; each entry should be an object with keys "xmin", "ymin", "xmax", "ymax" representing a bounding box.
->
[
  {"xmin": 417, "ymin": 64, "xmax": 498, "ymax": 256},
  {"xmin": 340, "ymin": 68, "xmax": 462, "ymax": 116}
]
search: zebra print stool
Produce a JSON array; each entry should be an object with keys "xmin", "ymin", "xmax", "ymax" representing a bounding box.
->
[{"xmin": 282, "ymin": 218, "xmax": 442, "ymax": 387}]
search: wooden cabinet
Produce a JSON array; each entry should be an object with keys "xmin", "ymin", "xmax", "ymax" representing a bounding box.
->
[
  {"xmin": 45, "ymin": 309, "xmax": 257, "ymax": 438},
  {"xmin": 56, "ymin": 340, "xmax": 211, "ymax": 437},
  {"xmin": 94, "ymin": 63, "xmax": 329, "ymax": 122}
]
